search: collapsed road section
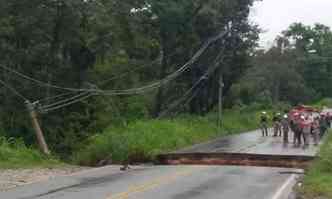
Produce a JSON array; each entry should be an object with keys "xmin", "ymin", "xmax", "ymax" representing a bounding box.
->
[
  {"xmin": 157, "ymin": 152, "xmax": 315, "ymax": 169},
  {"xmin": 157, "ymin": 130, "xmax": 319, "ymax": 169}
]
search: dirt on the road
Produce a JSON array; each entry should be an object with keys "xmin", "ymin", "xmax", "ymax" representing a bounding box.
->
[{"xmin": 0, "ymin": 166, "xmax": 89, "ymax": 192}]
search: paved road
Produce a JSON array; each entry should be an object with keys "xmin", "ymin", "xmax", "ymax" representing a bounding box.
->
[
  {"xmin": 0, "ymin": 165, "xmax": 301, "ymax": 199},
  {"xmin": 1, "ymin": 130, "xmax": 318, "ymax": 199},
  {"xmin": 176, "ymin": 130, "xmax": 319, "ymax": 157}
]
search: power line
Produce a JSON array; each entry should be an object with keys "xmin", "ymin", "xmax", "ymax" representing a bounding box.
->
[
  {"xmin": 99, "ymin": 51, "xmax": 179, "ymax": 85},
  {"xmin": 15, "ymin": 30, "xmax": 228, "ymax": 113},
  {"xmin": 19, "ymin": 53, "xmax": 172, "ymax": 107},
  {"xmin": 97, "ymin": 31, "xmax": 228, "ymax": 96},
  {"xmin": 41, "ymin": 92, "xmax": 92, "ymax": 109},
  {"xmin": 158, "ymin": 47, "xmax": 227, "ymax": 118},
  {"xmin": 0, "ymin": 79, "xmax": 29, "ymax": 101},
  {"xmin": 39, "ymin": 91, "xmax": 78, "ymax": 103},
  {"xmin": 169, "ymin": 85, "xmax": 203, "ymax": 117},
  {"xmin": 0, "ymin": 55, "xmax": 165, "ymax": 104},
  {"xmin": 0, "ymin": 64, "xmax": 88, "ymax": 92},
  {"xmin": 0, "ymin": 30, "xmax": 228, "ymax": 96},
  {"xmin": 41, "ymin": 93, "xmax": 95, "ymax": 113},
  {"xmin": 158, "ymin": 81, "xmax": 203, "ymax": 118}
]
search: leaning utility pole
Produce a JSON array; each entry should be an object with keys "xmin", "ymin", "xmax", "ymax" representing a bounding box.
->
[
  {"xmin": 218, "ymin": 74, "xmax": 224, "ymax": 129},
  {"xmin": 25, "ymin": 101, "xmax": 50, "ymax": 155}
]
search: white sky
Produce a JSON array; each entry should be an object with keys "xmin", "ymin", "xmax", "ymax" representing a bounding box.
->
[{"xmin": 250, "ymin": 0, "xmax": 332, "ymax": 48}]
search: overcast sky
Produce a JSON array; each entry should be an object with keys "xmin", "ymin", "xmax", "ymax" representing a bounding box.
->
[{"xmin": 250, "ymin": 0, "xmax": 332, "ymax": 48}]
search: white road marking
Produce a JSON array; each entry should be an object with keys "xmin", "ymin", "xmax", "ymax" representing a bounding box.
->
[{"xmin": 271, "ymin": 174, "xmax": 297, "ymax": 199}]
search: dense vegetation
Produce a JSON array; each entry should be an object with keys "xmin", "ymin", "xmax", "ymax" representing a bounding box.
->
[
  {"xmin": 300, "ymin": 130, "xmax": 332, "ymax": 199},
  {"xmin": 0, "ymin": 137, "xmax": 59, "ymax": 169},
  {"xmin": 231, "ymin": 23, "xmax": 332, "ymax": 106},
  {"xmin": 74, "ymin": 106, "xmax": 265, "ymax": 166},
  {"xmin": 0, "ymin": 0, "xmax": 260, "ymax": 159},
  {"xmin": 0, "ymin": 0, "xmax": 332, "ymax": 166}
]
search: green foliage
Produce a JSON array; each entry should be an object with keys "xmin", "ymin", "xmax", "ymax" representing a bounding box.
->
[
  {"xmin": 0, "ymin": 137, "xmax": 60, "ymax": 169},
  {"xmin": 313, "ymin": 98, "xmax": 332, "ymax": 109},
  {"xmin": 73, "ymin": 107, "xmax": 262, "ymax": 166},
  {"xmin": 0, "ymin": 0, "xmax": 259, "ymax": 160},
  {"xmin": 300, "ymin": 130, "xmax": 332, "ymax": 199},
  {"xmin": 284, "ymin": 23, "xmax": 332, "ymax": 98},
  {"xmin": 233, "ymin": 23, "xmax": 332, "ymax": 107}
]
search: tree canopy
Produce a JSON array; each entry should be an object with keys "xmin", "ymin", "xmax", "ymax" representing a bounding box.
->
[
  {"xmin": 231, "ymin": 23, "xmax": 332, "ymax": 106},
  {"xmin": 0, "ymin": 0, "xmax": 259, "ymax": 156}
]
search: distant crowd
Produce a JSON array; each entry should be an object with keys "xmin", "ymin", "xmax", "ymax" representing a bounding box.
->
[{"xmin": 260, "ymin": 107, "xmax": 332, "ymax": 148}]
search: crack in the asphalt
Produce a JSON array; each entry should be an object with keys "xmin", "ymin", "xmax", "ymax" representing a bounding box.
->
[{"xmin": 279, "ymin": 171, "xmax": 304, "ymax": 175}]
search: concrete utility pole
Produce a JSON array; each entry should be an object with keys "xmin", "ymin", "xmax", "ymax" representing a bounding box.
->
[
  {"xmin": 218, "ymin": 74, "xmax": 224, "ymax": 129},
  {"xmin": 25, "ymin": 101, "xmax": 50, "ymax": 155}
]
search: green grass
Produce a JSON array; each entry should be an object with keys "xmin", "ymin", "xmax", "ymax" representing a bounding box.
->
[
  {"xmin": 73, "ymin": 108, "xmax": 262, "ymax": 166},
  {"xmin": 0, "ymin": 137, "xmax": 61, "ymax": 169},
  {"xmin": 300, "ymin": 130, "xmax": 332, "ymax": 199}
]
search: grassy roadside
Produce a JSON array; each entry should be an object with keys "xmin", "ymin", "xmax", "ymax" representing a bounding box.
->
[
  {"xmin": 0, "ymin": 137, "xmax": 61, "ymax": 169},
  {"xmin": 0, "ymin": 103, "xmax": 282, "ymax": 168},
  {"xmin": 299, "ymin": 130, "xmax": 332, "ymax": 199},
  {"xmin": 73, "ymin": 108, "xmax": 263, "ymax": 166}
]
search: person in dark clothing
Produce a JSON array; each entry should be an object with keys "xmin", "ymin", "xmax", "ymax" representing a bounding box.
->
[
  {"xmin": 312, "ymin": 117, "xmax": 320, "ymax": 146},
  {"xmin": 273, "ymin": 114, "xmax": 281, "ymax": 137},
  {"xmin": 281, "ymin": 115, "xmax": 290, "ymax": 144},
  {"xmin": 326, "ymin": 113, "xmax": 331, "ymax": 128},
  {"xmin": 289, "ymin": 120, "xmax": 297, "ymax": 145},
  {"xmin": 279, "ymin": 113, "xmax": 283, "ymax": 136},
  {"xmin": 320, "ymin": 115, "xmax": 328, "ymax": 138},
  {"xmin": 292, "ymin": 115, "xmax": 304, "ymax": 147},
  {"xmin": 260, "ymin": 112, "xmax": 269, "ymax": 136}
]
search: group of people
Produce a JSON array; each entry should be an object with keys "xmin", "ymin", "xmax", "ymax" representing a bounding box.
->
[{"xmin": 260, "ymin": 110, "xmax": 332, "ymax": 148}]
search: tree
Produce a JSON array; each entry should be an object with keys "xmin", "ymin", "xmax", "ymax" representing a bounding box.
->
[
  {"xmin": 283, "ymin": 23, "xmax": 332, "ymax": 98},
  {"xmin": 0, "ymin": 0, "xmax": 260, "ymax": 157}
]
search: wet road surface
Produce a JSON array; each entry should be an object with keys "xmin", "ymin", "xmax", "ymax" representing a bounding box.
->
[
  {"xmin": 1, "ymin": 130, "xmax": 318, "ymax": 199},
  {"xmin": 0, "ymin": 165, "xmax": 301, "ymax": 199},
  {"xmin": 176, "ymin": 130, "xmax": 319, "ymax": 156}
]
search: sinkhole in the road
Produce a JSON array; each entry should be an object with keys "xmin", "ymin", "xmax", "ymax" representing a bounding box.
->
[{"xmin": 156, "ymin": 153, "xmax": 315, "ymax": 169}]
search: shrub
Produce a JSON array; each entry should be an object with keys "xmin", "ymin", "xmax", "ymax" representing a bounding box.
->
[
  {"xmin": 0, "ymin": 137, "xmax": 59, "ymax": 169},
  {"xmin": 314, "ymin": 98, "xmax": 332, "ymax": 109},
  {"xmin": 73, "ymin": 109, "xmax": 261, "ymax": 166}
]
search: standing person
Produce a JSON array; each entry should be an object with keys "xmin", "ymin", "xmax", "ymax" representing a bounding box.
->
[
  {"xmin": 290, "ymin": 113, "xmax": 300, "ymax": 145},
  {"xmin": 312, "ymin": 117, "xmax": 320, "ymax": 146},
  {"xmin": 260, "ymin": 112, "xmax": 269, "ymax": 137},
  {"xmin": 277, "ymin": 113, "xmax": 282, "ymax": 137},
  {"xmin": 289, "ymin": 119, "xmax": 297, "ymax": 145},
  {"xmin": 281, "ymin": 114, "xmax": 290, "ymax": 144},
  {"xmin": 320, "ymin": 114, "xmax": 328, "ymax": 138},
  {"xmin": 295, "ymin": 115, "xmax": 304, "ymax": 147},
  {"xmin": 302, "ymin": 116, "xmax": 312, "ymax": 148},
  {"xmin": 273, "ymin": 113, "xmax": 279, "ymax": 137},
  {"xmin": 326, "ymin": 113, "xmax": 332, "ymax": 128}
]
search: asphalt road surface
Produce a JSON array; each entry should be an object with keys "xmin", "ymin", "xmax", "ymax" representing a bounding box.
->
[
  {"xmin": 176, "ymin": 130, "xmax": 319, "ymax": 157},
  {"xmin": 0, "ymin": 165, "xmax": 301, "ymax": 199},
  {"xmin": 1, "ymin": 130, "xmax": 317, "ymax": 199}
]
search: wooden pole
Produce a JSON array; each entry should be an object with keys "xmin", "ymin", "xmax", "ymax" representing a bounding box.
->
[{"xmin": 26, "ymin": 101, "xmax": 50, "ymax": 155}]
